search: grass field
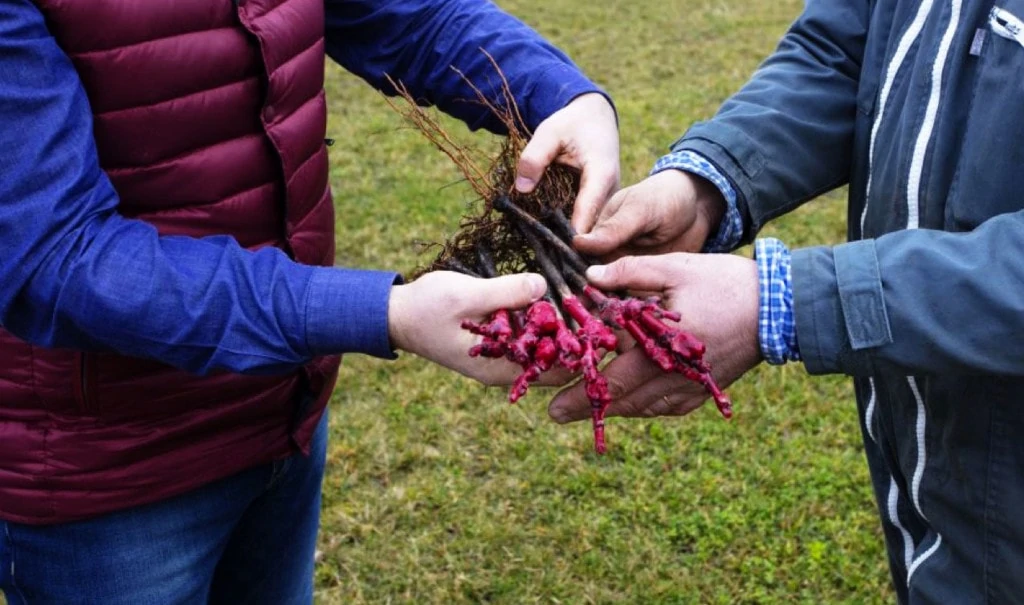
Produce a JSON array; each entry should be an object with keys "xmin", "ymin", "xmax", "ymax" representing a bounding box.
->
[{"xmin": 318, "ymin": 1, "xmax": 894, "ymax": 603}]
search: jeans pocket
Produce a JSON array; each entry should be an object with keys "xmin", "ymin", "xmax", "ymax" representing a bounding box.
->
[{"xmin": 0, "ymin": 522, "xmax": 27, "ymax": 604}]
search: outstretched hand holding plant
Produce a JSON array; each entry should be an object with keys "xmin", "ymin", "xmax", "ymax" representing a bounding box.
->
[
  {"xmin": 388, "ymin": 271, "xmax": 553, "ymax": 386},
  {"xmin": 548, "ymin": 253, "xmax": 761, "ymax": 425}
]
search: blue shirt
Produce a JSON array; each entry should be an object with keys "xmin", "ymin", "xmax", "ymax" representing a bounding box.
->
[
  {"xmin": 650, "ymin": 151, "xmax": 800, "ymax": 365},
  {"xmin": 0, "ymin": 0, "xmax": 603, "ymax": 375}
]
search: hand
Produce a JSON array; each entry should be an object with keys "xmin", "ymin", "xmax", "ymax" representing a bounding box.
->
[
  {"xmin": 388, "ymin": 271, "xmax": 571, "ymax": 386},
  {"xmin": 573, "ymin": 169, "xmax": 727, "ymax": 260},
  {"xmin": 515, "ymin": 93, "xmax": 620, "ymax": 234},
  {"xmin": 547, "ymin": 253, "xmax": 762, "ymax": 422}
]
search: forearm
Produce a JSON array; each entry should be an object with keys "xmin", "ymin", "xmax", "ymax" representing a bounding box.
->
[
  {"xmin": 0, "ymin": 1, "xmax": 398, "ymax": 375},
  {"xmin": 672, "ymin": 0, "xmax": 868, "ymax": 242},
  {"xmin": 7, "ymin": 211, "xmax": 398, "ymax": 375},
  {"xmin": 325, "ymin": 0, "xmax": 608, "ymax": 133}
]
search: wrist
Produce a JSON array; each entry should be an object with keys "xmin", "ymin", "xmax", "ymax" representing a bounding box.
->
[
  {"xmin": 568, "ymin": 91, "xmax": 615, "ymax": 114},
  {"xmin": 655, "ymin": 169, "xmax": 725, "ymax": 245},
  {"xmin": 691, "ymin": 173, "xmax": 727, "ymax": 242},
  {"xmin": 522, "ymin": 64, "xmax": 610, "ymax": 132},
  {"xmin": 650, "ymin": 151, "xmax": 741, "ymax": 252},
  {"xmin": 387, "ymin": 284, "xmax": 412, "ymax": 354}
]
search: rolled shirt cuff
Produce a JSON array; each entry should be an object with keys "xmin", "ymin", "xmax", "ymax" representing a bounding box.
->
[
  {"xmin": 304, "ymin": 267, "xmax": 403, "ymax": 360},
  {"xmin": 755, "ymin": 238, "xmax": 801, "ymax": 365},
  {"xmin": 521, "ymin": 63, "xmax": 615, "ymax": 131}
]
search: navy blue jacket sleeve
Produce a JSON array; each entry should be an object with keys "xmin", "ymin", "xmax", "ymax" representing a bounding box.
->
[
  {"xmin": 324, "ymin": 0, "xmax": 606, "ymax": 133},
  {"xmin": 794, "ymin": 210, "xmax": 1024, "ymax": 378},
  {"xmin": 0, "ymin": 1, "xmax": 399, "ymax": 376},
  {"xmin": 671, "ymin": 0, "xmax": 868, "ymax": 243}
]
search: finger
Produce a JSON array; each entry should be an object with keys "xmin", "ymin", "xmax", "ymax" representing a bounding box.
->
[
  {"xmin": 464, "ymin": 273, "xmax": 547, "ymax": 313},
  {"xmin": 547, "ymin": 348, "xmax": 662, "ymax": 423},
  {"xmin": 584, "ymin": 255, "xmax": 686, "ymax": 293},
  {"xmin": 547, "ymin": 379, "xmax": 588, "ymax": 423},
  {"xmin": 533, "ymin": 365, "xmax": 577, "ymax": 387},
  {"xmin": 466, "ymin": 342, "xmax": 578, "ymax": 388},
  {"xmin": 609, "ymin": 374, "xmax": 709, "ymax": 418},
  {"xmin": 514, "ymin": 124, "xmax": 563, "ymax": 194},
  {"xmin": 572, "ymin": 188, "xmax": 655, "ymax": 256},
  {"xmin": 613, "ymin": 325, "xmax": 636, "ymax": 354},
  {"xmin": 570, "ymin": 159, "xmax": 619, "ymax": 235},
  {"xmin": 472, "ymin": 356, "xmax": 537, "ymax": 387}
]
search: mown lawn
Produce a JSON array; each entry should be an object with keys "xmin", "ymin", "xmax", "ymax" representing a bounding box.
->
[{"xmin": 317, "ymin": 0, "xmax": 893, "ymax": 603}]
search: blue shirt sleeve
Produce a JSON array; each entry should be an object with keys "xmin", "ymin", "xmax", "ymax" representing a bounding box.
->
[
  {"xmin": 0, "ymin": 1, "xmax": 398, "ymax": 376},
  {"xmin": 324, "ymin": 0, "xmax": 610, "ymax": 133},
  {"xmin": 754, "ymin": 238, "xmax": 801, "ymax": 365}
]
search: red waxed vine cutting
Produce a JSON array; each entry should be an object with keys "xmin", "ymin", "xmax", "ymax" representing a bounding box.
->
[{"xmin": 385, "ymin": 57, "xmax": 731, "ymax": 454}]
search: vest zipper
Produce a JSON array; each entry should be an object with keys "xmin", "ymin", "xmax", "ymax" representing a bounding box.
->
[
  {"xmin": 75, "ymin": 352, "xmax": 96, "ymax": 414},
  {"xmin": 235, "ymin": 3, "xmax": 297, "ymax": 260}
]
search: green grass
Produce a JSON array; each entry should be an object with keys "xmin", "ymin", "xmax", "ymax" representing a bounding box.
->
[{"xmin": 317, "ymin": 1, "xmax": 893, "ymax": 602}]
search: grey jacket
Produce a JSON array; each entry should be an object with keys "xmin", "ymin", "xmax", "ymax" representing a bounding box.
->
[{"xmin": 676, "ymin": 1, "xmax": 1024, "ymax": 602}]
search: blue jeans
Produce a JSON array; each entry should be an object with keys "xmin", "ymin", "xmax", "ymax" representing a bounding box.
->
[{"xmin": 0, "ymin": 412, "xmax": 328, "ymax": 605}]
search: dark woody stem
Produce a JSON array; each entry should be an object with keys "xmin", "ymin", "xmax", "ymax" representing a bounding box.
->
[
  {"xmin": 475, "ymin": 243, "xmax": 498, "ymax": 278},
  {"xmin": 518, "ymin": 226, "xmax": 572, "ymax": 300},
  {"xmin": 493, "ymin": 194, "xmax": 588, "ymax": 274},
  {"xmin": 545, "ymin": 206, "xmax": 576, "ymax": 243},
  {"xmin": 558, "ymin": 256, "xmax": 588, "ymax": 294},
  {"xmin": 545, "ymin": 206, "xmax": 598, "ymax": 267},
  {"xmin": 440, "ymin": 258, "xmax": 481, "ymax": 278}
]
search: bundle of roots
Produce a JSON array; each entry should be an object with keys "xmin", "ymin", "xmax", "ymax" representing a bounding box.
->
[{"xmin": 385, "ymin": 60, "xmax": 730, "ymax": 453}]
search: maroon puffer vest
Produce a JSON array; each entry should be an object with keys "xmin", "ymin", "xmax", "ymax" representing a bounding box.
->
[{"xmin": 0, "ymin": 0, "xmax": 339, "ymax": 524}]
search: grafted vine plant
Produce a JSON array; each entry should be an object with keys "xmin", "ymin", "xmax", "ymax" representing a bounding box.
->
[{"xmin": 385, "ymin": 59, "xmax": 731, "ymax": 453}]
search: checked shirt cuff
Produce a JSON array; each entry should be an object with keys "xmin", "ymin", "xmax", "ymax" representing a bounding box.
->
[
  {"xmin": 755, "ymin": 238, "xmax": 801, "ymax": 365},
  {"xmin": 650, "ymin": 150, "xmax": 744, "ymax": 253}
]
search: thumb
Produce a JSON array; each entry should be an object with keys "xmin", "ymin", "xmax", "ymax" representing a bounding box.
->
[
  {"xmin": 573, "ymin": 187, "xmax": 654, "ymax": 256},
  {"xmin": 573, "ymin": 208, "xmax": 647, "ymax": 256},
  {"xmin": 570, "ymin": 158, "xmax": 618, "ymax": 235},
  {"xmin": 515, "ymin": 125, "xmax": 563, "ymax": 194},
  {"xmin": 465, "ymin": 273, "xmax": 547, "ymax": 312},
  {"xmin": 585, "ymin": 255, "xmax": 681, "ymax": 292}
]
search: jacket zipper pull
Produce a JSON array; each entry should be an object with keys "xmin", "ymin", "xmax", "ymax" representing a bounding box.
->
[{"xmin": 990, "ymin": 7, "xmax": 1024, "ymax": 49}]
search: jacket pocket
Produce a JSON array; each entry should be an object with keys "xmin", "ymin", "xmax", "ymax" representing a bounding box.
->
[{"xmin": 947, "ymin": 4, "xmax": 1024, "ymax": 230}]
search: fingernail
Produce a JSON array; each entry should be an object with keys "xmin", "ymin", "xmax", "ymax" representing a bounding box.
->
[
  {"xmin": 528, "ymin": 274, "xmax": 547, "ymax": 299},
  {"xmin": 515, "ymin": 176, "xmax": 535, "ymax": 192},
  {"xmin": 586, "ymin": 265, "xmax": 606, "ymax": 281},
  {"xmin": 549, "ymin": 407, "xmax": 568, "ymax": 424}
]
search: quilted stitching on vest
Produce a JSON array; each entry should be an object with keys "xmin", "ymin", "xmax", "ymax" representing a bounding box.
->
[{"xmin": 0, "ymin": 0, "xmax": 337, "ymax": 524}]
